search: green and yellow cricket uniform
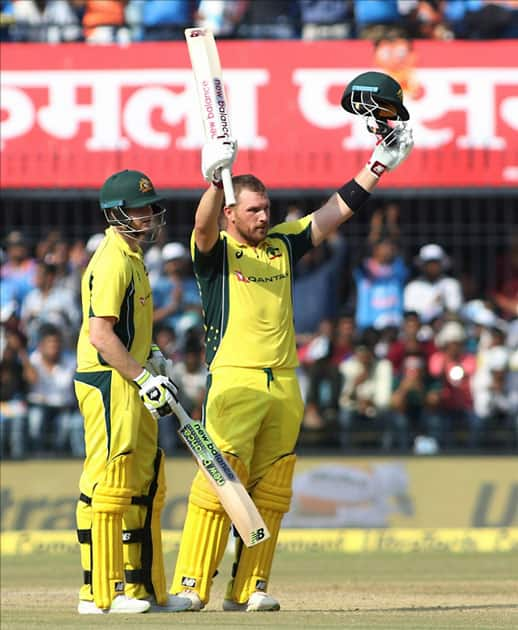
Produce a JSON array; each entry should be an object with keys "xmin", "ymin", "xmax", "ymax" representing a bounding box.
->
[
  {"xmin": 171, "ymin": 214, "xmax": 315, "ymax": 604},
  {"xmin": 75, "ymin": 227, "xmax": 166, "ymax": 606}
]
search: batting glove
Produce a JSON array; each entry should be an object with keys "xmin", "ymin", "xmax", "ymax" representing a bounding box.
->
[
  {"xmin": 134, "ymin": 368, "xmax": 178, "ymax": 420},
  {"xmin": 145, "ymin": 343, "xmax": 174, "ymax": 378},
  {"xmin": 367, "ymin": 125, "xmax": 414, "ymax": 177},
  {"xmin": 201, "ymin": 138, "xmax": 237, "ymax": 186}
]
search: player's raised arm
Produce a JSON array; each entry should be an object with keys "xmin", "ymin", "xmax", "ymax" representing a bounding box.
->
[
  {"xmin": 311, "ymin": 125, "xmax": 413, "ymax": 246},
  {"xmin": 194, "ymin": 139, "xmax": 237, "ymax": 253},
  {"xmin": 312, "ymin": 71, "xmax": 414, "ymax": 246}
]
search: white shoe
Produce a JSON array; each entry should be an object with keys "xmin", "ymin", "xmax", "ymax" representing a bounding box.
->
[
  {"xmin": 175, "ymin": 590, "xmax": 204, "ymax": 611},
  {"xmin": 77, "ymin": 595, "xmax": 150, "ymax": 614},
  {"xmin": 144, "ymin": 594, "xmax": 193, "ymax": 613},
  {"xmin": 223, "ymin": 591, "xmax": 280, "ymax": 612}
]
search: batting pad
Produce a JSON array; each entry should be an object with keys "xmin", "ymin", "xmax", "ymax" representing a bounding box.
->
[
  {"xmin": 171, "ymin": 453, "xmax": 248, "ymax": 604},
  {"xmin": 124, "ymin": 449, "xmax": 168, "ymax": 605},
  {"xmin": 91, "ymin": 454, "xmax": 134, "ymax": 610},
  {"xmin": 228, "ymin": 453, "xmax": 296, "ymax": 604}
]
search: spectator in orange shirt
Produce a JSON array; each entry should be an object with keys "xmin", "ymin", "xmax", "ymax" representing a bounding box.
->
[{"xmin": 82, "ymin": 0, "xmax": 128, "ymax": 43}]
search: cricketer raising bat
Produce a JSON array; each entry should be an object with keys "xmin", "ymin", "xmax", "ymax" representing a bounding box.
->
[
  {"xmin": 169, "ymin": 398, "xmax": 270, "ymax": 548},
  {"xmin": 185, "ymin": 26, "xmax": 236, "ymax": 206}
]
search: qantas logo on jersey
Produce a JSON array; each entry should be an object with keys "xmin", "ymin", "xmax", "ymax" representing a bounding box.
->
[{"xmin": 234, "ymin": 270, "xmax": 288, "ymax": 283}]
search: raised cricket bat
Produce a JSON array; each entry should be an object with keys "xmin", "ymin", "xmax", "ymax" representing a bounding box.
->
[
  {"xmin": 170, "ymin": 399, "xmax": 270, "ymax": 548},
  {"xmin": 185, "ymin": 26, "xmax": 236, "ymax": 206}
]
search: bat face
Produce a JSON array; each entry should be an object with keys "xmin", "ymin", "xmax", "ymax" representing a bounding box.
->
[
  {"xmin": 185, "ymin": 26, "xmax": 236, "ymax": 205},
  {"xmin": 178, "ymin": 418, "xmax": 270, "ymax": 547}
]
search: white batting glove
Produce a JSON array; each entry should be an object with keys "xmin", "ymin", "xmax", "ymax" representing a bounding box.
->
[
  {"xmin": 145, "ymin": 343, "xmax": 174, "ymax": 378},
  {"xmin": 133, "ymin": 368, "xmax": 178, "ymax": 420},
  {"xmin": 201, "ymin": 138, "xmax": 237, "ymax": 185},
  {"xmin": 367, "ymin": 125, "xmax": 414, "ymax": 177}
]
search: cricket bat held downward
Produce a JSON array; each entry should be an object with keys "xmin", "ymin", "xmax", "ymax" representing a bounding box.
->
[
  {"xmin": 171, "ymin": 399, "xmax": 270, "ymax": 548},
  {"xmin": 185, "ymin": 27, "xmax": 236, "ymax": 206}
]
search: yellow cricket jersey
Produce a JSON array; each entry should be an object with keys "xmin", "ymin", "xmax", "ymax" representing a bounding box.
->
[
  {"xmin": 191, "ymin": 214, "xmax": 314, "ymax": 370},
  {"xmin": 76, "ymin": 227, "xmax": 153, "ymax": 371}
]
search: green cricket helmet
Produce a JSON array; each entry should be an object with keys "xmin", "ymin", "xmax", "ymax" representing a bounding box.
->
[
  {"xmin": 99, "ymin": 169, "xmax": 166, "ymax": 243},
  {"xmin": 341, "ymin": 71, "xmax": 409, "ymax": 121}
]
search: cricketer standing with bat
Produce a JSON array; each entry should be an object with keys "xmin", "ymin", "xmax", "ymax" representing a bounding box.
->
[
  {"xmin": 169, "ymin": 77, "xmax": 414, "ymax": 611},
  {"xmin": 74, "ymin": 170, "xmax": 191, "ymax": 614}
]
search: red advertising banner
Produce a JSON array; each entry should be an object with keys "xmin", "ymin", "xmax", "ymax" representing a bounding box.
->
[{"xmin": 1, "ymin": 40, "xmax": 517, "ymax": 190}]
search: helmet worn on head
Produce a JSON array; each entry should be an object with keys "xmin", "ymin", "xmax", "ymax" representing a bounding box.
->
[
  {"xmin": 341, "ymin": 71, "xmax": 409, "ymax": 121},
  {"xmin": 99, "ymin": 169, "xmax": 166, "ymax": 243}
]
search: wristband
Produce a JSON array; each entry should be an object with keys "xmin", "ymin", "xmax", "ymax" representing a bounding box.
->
[
  {"xmin": 337, "ymin": 179, "xmax": 370, "ymax": 211},
  {"xmin": 133, "ymin": 368, "xmax": 151, "ymax": 387},
  {"xmin": 212, "ymin": 179, "xmax": 223, "ymax": 189}
]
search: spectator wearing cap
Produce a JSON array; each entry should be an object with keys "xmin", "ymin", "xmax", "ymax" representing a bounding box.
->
[
  {"xmin": 20, "ymin": 259, "xmax": 81, "ymax": 351},
  {"xmin": 472, "ymin": 346, "xmax": 516, "ymax": 449},
  {"xmin": 1, "ymin": 231, "xmax": 37, "ymax": 319},
  {"xmin": 425, "ymin": 321, "xmax": 480, "ymax": 449},
  {"xmin": 404, "ymin": 243, "xmax": 463, "ymax": 325},
  {"xmin": 152, "ymin": 242, "xmax": 202, "ymax": 339}
]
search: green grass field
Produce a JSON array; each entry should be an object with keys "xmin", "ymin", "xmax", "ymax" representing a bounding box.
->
[{"xmin": 1, "ymin": 550, "xmax": 517, "ymax": 629}]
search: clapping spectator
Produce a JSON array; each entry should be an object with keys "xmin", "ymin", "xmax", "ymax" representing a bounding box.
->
[
  {"xmin": 353, "ymin": 236, "xmax": 409, "ymax": 332},
  {"xmin": 338, "ymin": 335, "xmax": 407, "ymax": 450},
  {"xmin": 27, "ymin": 325, "xmax": 83, "ymax": 457},
  {"xmin": 425, "ymin": 321, "xmax": 479, "ymax": 449},
  {"xmin": 390, "ymin": 351, "xmax": 433, "ymax": 449},
  {"xmin": 404, "ymin": 243, "xmax": 463, "ymax": 325}
]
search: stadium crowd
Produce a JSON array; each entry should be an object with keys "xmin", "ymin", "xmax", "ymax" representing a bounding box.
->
[
  {"xmin": 1, "ymin": 0, "xmax": 518, "ymax": 43},
  {"xmin": 1, "ymin": 205, "xmax": 517, "ymax": 459}
]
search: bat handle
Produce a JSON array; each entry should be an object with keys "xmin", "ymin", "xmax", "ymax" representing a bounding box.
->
[{"xmin": 221, "ymin": 167, "xmax": 236, "ymax": 206}]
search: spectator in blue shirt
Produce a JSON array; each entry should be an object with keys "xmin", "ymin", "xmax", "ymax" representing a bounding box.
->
[
  {"xmin": 353, "ymin": 237, "xmax": 409, "ymax": 331},
  {"xmin": 140, "ymin": 0, "xmax": 193, "ymax": 40},
  {"xmin": 152, "ymin": 242, "xmax": 202, "ymax": 340}
]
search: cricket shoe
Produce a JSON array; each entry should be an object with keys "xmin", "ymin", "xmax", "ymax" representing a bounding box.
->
[
  {"xmin": 77, "ymin": 595, "xmax": 150, "ymax": 614},
  {"xmin": 144, "ymin": 594, "xmax": 193, "ymax": 612},
  {"xmin": 175, "ymin": 590, "xmax": 205, "ymax": 611},
  {"xmin": 223, "ymin": 591, "xmax": 280, "ymax": 612}
]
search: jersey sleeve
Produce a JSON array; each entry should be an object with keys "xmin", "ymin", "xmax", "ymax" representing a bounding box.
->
[
  {"xmin": 268, "ymin": 214, "xmax": 314, "ymax": 265},
  {"xmin": 88, "ymin": 254, "xmax": 130, "ymax": 320},
  {"xmin": 190, "ymin": 230, "xmax": 225, "ymax": 278}
]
